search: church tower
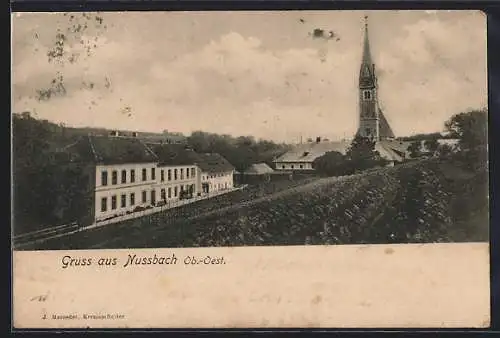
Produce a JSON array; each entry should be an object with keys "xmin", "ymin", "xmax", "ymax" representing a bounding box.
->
[{"xmin": 357, "ymin": 16, "xmax": 395, "ymax": 141}]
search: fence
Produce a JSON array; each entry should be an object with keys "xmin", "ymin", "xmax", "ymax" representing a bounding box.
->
[{"xmin": 85, "ymin": 185, "xmax": 247, "ymax": 231}]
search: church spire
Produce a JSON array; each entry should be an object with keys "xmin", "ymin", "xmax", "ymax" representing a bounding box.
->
[
  {"xmin": 358, "ymin": 15, "xmax": 379, "ymax": 141},
  {"xmin": 359, "ymin": 15, "xmax": 376, "ymax": 89},
  {"xmin": 362, "ymin": 15, "xmax": 373, "ymax": 66}
]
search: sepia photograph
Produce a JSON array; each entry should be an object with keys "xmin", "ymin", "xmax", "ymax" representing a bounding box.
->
[
  {"xmin": 12, "ymin": 10, "xmax": 488, "ymax": 251},
  {"xmin": 11, "ymin": 9, "xmax": 490, "ymax": 329}
]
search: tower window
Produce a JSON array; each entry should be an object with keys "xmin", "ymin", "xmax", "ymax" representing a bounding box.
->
[
  {"xmin": 365, "ymin": 128, "xmax": 371, "ymax": 136},
  {"xmin": 363, "ymin": 90, "xmax": 372, "ymax": 100}
]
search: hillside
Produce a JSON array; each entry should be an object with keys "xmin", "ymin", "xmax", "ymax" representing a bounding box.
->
[
  {"xmin": 12, "ymin": 112, "xmax": 185, "ymax": 151},
  {"xmin": 157, "ymin": 157, "xmax": 487, "ymax": 247}
]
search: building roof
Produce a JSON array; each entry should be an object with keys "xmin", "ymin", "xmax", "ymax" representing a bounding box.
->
[
  {"xmin": 359, "ymin": 16, "xmax": 377, "ymax": 89},
  {"xmin": 146, "ymin": 143, "xmax": 202, "ymax": 166},
  {"xmin": 244, "ymin": 163, "xmax": 274, "ymax": 175},
  {"xmin": 273, "ymin": 139, "xmax": 412, "ymax": 164},
  {"xmin": 196, "ymin": 153, "xmax": 235, "ymax": 173},
  {"xmin": 62, "ymin": 135, "xmax": 159, "ymax": 165},
  {"xmin": 375, "ymin": 140, "xmax": 407, "ymax": 162},
  {"xmin": 274, "ymin": 141, "xmax": 351, "ymax": 163},
  {"xmin": 379, "ymin": 109, "xmax": 395, "ymax": 139},
  {"xmin": 362, "ymin": 16, "xmax": 373, "ymax": 67}
]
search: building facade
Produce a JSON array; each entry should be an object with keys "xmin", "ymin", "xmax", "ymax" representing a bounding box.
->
[
  {"xmin": 60, "ymin": 135, "xmax": 237, "ymax": 224},
  {"xmin": 147, "ymin": 143, "xmax": 201, "ymax": 203},
  {"xmin": 62, "ymin": 135, "xmax": 161, "ymax": 222},
  {"xmin": 197, "ymin": 153, "xmax": 235, "ymax": 194},
  {"xmin": 95, "ymin": 162, "xmax": 159, "ymax": 221}
]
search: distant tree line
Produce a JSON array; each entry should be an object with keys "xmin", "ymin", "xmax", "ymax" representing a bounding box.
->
[
  {"xmin": 186, "ymin": 131, "xmax": 291, "ymax": 172},
  {"xmin": 397, "ymin": 132, "xmax": 455, "ymax": 142}
]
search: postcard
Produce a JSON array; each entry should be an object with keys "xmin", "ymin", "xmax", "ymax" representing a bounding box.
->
[{"xmin": 11, "ymin": 9, "xmax": 490, "ymax": 328}]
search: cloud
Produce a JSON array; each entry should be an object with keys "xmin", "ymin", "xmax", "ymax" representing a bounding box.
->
[
  {"xmin": 375, "ymin": 15, "xmax": 487, "ymax": 135},
  {"xmin": 11, "ymin": 11, "xmax": 487, "ymax": 142}
]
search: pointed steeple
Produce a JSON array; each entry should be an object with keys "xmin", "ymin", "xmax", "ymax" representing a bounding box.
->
[
  {"xmin": 359, "ymin": 15, "xmax": 376, "ymax": 89},
  {"xmin": 362, "ymin": 15, "xmax": 373, "ymax": 66}
]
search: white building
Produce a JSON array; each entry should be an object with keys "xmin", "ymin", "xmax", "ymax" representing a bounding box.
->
[
  {"xmin": 62, "ymin": 135, "xmax": 237, "ymax": 223},
  {"xmin": 64, "ymin": 135, "xmax": 161, "ymax": 222},
  {"xmin": 146, "ymin": 143, "xmax": 201, "ymax": 203},
  {"xmin": 197, "ymin": 153, "xmax": 235, "ymax": 195}
]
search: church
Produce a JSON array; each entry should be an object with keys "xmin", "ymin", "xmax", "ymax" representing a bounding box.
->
[{"xmin": 273, "ymin": 16, "xmax": 411, "ymax": 171}]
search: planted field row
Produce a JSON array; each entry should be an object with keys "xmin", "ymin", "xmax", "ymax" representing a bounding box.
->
[{"xmin": 130, "ymin": 158, "xmax": 487, "ymax": 248}]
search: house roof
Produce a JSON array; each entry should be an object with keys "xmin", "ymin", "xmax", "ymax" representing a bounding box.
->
[
  {"xmin": 196, "ymin": 153, "xmax": 235, "ymax": 173},
  {"xmin": 146, "ymin": 143, "xmax": 202, "ymax": 166},
  {"xmin": 273, "ymin": 139, "xmax": 412, "ymax": 164},
  {"xmin": 273, "ymin": 141, "xmax": 351, "ymax": 163},
  {"xmin": 62, "ymin": 135, "xmax": 159, "ymax": 165},
  {"xmin": 244, "ymin": 163, "xmax": 274, "ymax": 175}
]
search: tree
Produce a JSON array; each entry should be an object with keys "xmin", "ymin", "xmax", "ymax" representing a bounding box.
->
[
  {"xmin": 186, "ymin": 130, "xmax": 289, "ymax": 172},
  {"xmin": 445, "ymin": 109, "xmax": 488, "ymax": 172},
  {"xmin": 407, "ymin": 141, "xmax": 422, "ymax": 158},
  {"xmin": 437, "ymin": 143, "xmax": 454, "ymax": 158},
  {"xmin": 345, "ymin": 135, "xmax": 383, "ymax": 171},
  {"xmin": 445, "ymin": 108, "xmax": 487, "ymax": 150},
  {"xmin": 424, "ymin": 139, "xmax": 439, "ymax": 155},
  {"xmin": 312, "ymin": 151, "xmax": 348, "ymax": 176}
]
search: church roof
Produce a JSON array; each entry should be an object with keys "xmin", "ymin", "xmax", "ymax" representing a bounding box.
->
[
  {"xmin": 379, "ymin": 108, "xmax": 395, "ymax": 139},
  {"xmin": 362, "ymin": 16, "xmax": 373, "ymax": 66},
  {"xmin": 359, "ymin": 16, "xmax": 377, "ymax": 88}
]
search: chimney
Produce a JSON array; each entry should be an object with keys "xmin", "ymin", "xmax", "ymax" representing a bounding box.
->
[{"xmin": 316, "ymin": 136, "xmax": 321, "ymax": 143}]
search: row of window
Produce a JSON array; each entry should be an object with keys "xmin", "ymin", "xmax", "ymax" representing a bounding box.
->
[
  {"xmin": 281, "ymin": 164, "xmax": 307, "ymax": 169},
  {"xmin": 100, "ymin": 184, "xmax": 196, "ymax": 212},
  {"xmin": 202, "ymin": 172, "xmax": 230, "ymax": 180},
  {"xmin": 215, "ymin": 183, "xmax": 230, "ymax": 190},
  {"xmin": 101, "ymin": 167, "xmax": 196, "ymax": 186}
]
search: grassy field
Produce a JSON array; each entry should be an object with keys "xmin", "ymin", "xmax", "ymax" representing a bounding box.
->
[{"xmin": 23, "ymin": 157, "xmax": 488, "ymax": 250}]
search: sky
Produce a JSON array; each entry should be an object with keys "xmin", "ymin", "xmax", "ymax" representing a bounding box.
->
[{"xmin": 11, "ymin": 10, "xmax": 487, "ymax": 143}]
